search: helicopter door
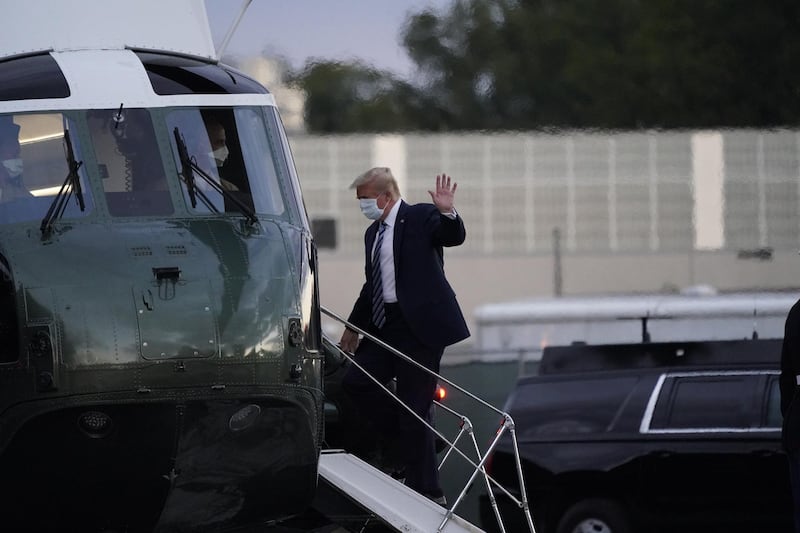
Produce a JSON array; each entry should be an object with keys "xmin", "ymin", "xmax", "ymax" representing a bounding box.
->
[{"xmin": 134, "ymin": 280, "xmax": 218, "ymax": 360}]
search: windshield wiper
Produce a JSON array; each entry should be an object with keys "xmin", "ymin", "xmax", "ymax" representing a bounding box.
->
[
  {"xmin": 40, "ymin": 129, "xmax": 85, "ymax": 236},
  {"xmin": 173, "ymin": 127, "xmax": 228, "ymax": 215},
  {"xmin": 173, "ymin": 127, "xmax": 258, "ymax": 225},
  {"xmin": 173, "ymin": 127, "xmax": 198, "ymax": 208}
]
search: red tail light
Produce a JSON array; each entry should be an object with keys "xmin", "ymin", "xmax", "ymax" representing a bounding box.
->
[{"xmin": 435, "ymin": 384, "xmax": 446, "ymax": 401}]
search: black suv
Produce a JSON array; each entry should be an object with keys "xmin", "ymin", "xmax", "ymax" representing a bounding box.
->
[{"xmin": 480, "ymin": 339, "xmax": 792, "ymax": 533}]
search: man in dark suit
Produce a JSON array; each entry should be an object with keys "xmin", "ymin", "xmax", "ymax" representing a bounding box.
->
[
  {"xmin": 781, "ymin": 300, "xmax": 800, "ymax": 532},
  {"xmin": 340, "ymin": 167, "xmax": 470, "ymax": 506}
]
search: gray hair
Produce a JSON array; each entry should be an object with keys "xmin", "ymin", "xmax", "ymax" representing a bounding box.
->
[{"xmin": 349, "ymin": 167, "xmax": 400, "ymax": 197}]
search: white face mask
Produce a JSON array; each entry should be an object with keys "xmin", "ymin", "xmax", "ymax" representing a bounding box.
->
[
  {"xmin": 2, "ymin": 158, "xmax": 23, "ymax": 178},
  {"xmin": 359, "ymin": 198, "xmax": 384, "ymax": 220},
  {"xmin": 208, "ymin": 146, "xmax": 229, "ymax": 166}
]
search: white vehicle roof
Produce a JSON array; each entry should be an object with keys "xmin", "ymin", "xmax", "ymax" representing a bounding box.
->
[
  {"xmin": 473, "ymin": 291, "xmax": 798, "ymax": 361},
  {"xmin": 474, "ymin": 291, "xmax": 799, "ymax": 324}
]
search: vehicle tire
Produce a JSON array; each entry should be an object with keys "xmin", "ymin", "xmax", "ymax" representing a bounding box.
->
[{"xmin": 555, "ymin": 498, "xmax": 631, "ymax": 533}]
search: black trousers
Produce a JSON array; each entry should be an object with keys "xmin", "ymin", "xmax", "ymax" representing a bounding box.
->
[{"xmin": 342, "ymin": 303, "xmax": 443, "ymax": 495}]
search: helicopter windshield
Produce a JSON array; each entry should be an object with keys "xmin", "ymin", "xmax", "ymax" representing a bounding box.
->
[
  {"xmin": 0, "ymin": 106, "xmax": 291, "ymax": 225},
  {"xmin": 0, "ymin": 112, "xmax": 94, "ymax": 225},
  {"xmin": 165, "ymin": 107, "xmax": 286, "ymax": 218},
  {"xmin": 88, "ymin": 108, "xmax": 173, "ymax": 217}
]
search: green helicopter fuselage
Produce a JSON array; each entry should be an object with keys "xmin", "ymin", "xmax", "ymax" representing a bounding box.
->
[{"xmin": 0, "ymin": 43, "xmax": 324, "ymax": 533}]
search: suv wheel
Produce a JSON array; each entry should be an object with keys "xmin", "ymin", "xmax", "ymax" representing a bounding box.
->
[{"xmin": 556, "ymin": 498, "xmax": 630, "ymax": 533}]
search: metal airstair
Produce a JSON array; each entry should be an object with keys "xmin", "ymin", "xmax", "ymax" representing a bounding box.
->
[
  {"xmin": 318, "ymin": 306, "xmax": 537, "ymax": 533},
  {"xmin": 318, "ymin": 450, "xmax": 483, "ymax": 532}
]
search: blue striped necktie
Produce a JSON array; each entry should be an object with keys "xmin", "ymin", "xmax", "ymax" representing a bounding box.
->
[{"xmin": 371, "ymin": 222, "xmax": 388, "ymax": 328}]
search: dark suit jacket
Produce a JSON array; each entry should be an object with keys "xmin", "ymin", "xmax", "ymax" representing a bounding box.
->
[
  {"xmin": 347, "ymin": 200, "xmax": 470, "ymax": 348},
  {"xmin": 781, "ymin": 300, "xmax": 800, "ymax": 452}
]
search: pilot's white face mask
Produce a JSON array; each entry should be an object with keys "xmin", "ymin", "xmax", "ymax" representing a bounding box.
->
[
  {"xmin": 209, "ymin": 146, "xmax": 229, "ymax": 166},
  {"xmin": 2, "ymin": 158, "xmax": 23, "ymax": 178}
]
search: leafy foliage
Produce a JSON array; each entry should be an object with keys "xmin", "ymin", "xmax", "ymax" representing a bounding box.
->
[{"xmin": 290, "ymin": 0, "xmax": 800, "ymax": 132}]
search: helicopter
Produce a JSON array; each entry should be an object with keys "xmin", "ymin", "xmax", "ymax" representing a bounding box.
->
[{"xmin": 0, "ymin": 1, "xmax": 327, "ymax": 531}]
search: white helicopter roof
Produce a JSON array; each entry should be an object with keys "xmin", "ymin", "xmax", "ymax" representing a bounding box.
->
[
  {"xmin": 0, "ymin": 0, "xmax": 277, "ymax": 111},
  {"xmin": 0, "ymin": 0, "xmax": 216, "ymax": 61}
]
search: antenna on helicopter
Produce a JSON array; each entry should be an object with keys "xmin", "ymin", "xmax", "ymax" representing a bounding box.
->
[
  {"xmin": 216, "ymin": 0, "xmax": 254, "ymax": 60},
  {"xmin": 112, "ymin": 103, "xmax": 125, "ymax": 138}
]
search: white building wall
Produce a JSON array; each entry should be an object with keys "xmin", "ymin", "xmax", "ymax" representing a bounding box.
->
[
  {"xmin": 291, "ymin": 128, "xmax": 800, "ymax": 257},
  {"xmin": 692, "ymin": 132, "xmax": 725, "ymax": 250},
  {"xmin": 286, "ymin": 129, "xmax": 800, "ymax": 345}
]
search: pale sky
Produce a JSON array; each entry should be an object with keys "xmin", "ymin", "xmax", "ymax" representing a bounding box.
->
[{"xmin": 204, "ymin": 0, "xmax": 452, "ymax": 79}]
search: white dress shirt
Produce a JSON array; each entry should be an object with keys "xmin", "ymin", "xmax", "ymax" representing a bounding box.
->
[{"xmin": 373, "ymin": 199, "xmax": 401, "ymax": 303}]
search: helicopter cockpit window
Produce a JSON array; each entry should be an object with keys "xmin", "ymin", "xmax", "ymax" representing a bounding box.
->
[
  {"xmin": 166, "ymin": 108, "xmax": 286, "ymax": 218},
  {"xmin": 0, "ymin": 54, "xmax": 70, "ymax": 101},
  {"xmin": 136, "ymin": 52, "xmax": 267, "ymax": 96},
  {"xmin": 88, "ymin": 109, "xmax": 173, "ymax": 217},
  {"xmin": 0, "ymin": 113, "xmax": 94, "ymax": 225}
]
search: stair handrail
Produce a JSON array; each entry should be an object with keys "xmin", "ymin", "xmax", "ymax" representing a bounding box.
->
[{"xmin": 321, "ymin": 306, "xmax": 536, "ymax": 533}]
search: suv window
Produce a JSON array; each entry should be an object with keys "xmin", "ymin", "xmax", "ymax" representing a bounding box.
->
[
  {"xmin": 645, "ymin": 371, "xmax": 776, "ymax": 432},
  {"xmin": 513, "ymin": 375, "xmax": 639, "ymax": 436}
]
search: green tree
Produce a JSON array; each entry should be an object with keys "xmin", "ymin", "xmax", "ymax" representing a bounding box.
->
[
  {"xmin": 289, "ymin": 61, "xmax": 427, "ymax": 133},
  {"xmin": 402, "ymin": 0, "xmax": 800, "ymax": 130},
  {"xmin": 291, "ymin": 0, "xmax": 800, "ymax": 132}
]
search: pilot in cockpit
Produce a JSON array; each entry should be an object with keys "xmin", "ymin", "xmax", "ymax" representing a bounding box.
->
[
  {"xmin": 197, "ymin": 117, "xmax": 242, "ymax": 193},
  {"xmin": 0, "ymin": 118, "xmax": 32, "ymax": 203}
]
